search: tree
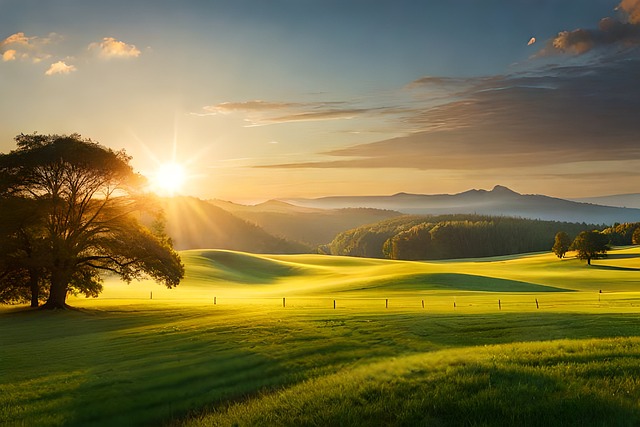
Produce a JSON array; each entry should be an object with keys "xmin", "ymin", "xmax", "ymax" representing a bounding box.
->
[
  {"xmin": 0, "ymin": 133, "xmax": 184, "ymax": 309},
  {"xmin": 633, "ymin": 227, "xmax": 640, "ymax": 245},
  {"xmin": 571, "ymin": 230, "xmax": 610, "ymax": 265},
  {"xmin": 552, "ymin": 231, "xmax": 572, "ymax": 258},
  {"xmin": 0, "ymin": 196, "xmax": 48, "ymax": 306}
]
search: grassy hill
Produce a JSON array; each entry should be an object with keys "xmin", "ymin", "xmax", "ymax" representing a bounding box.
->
[
  {"xmin": 209, "ymin": 199, "xmax": 401, "ymax": 247},
  {"xmin": 160, "ymin": 196, "xmax": 309, "ymax": 253},
  {"xmin": 2, "ymin": 247, "xmax": 640, "ymax": 426}
]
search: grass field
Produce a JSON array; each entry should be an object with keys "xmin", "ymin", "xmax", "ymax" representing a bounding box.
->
[{"xmin": 1, "ymin": 247, "xmax": 639, "ymax": 425}]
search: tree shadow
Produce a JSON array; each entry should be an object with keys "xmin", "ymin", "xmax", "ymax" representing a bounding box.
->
[
  {"xmin": 592, "ymin": 264, "xmax": 640, "ymax": 272},
  {"xmin": 606, "ymin": 253, "xmax": 640, "ymax": 260}
]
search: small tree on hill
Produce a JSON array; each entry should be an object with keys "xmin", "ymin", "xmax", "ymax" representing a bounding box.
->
[
  {"xmin": 0, "ymin": 133, "xmax": 184, "ymax": 309},
  {"xmin": 552, "ymin": 231, "xmax": 572, "ymax": 258},
  {"xmin": 571, "ymin": 230, "xmax": 610, "ymax": 266},
  {"xmin": 633, "ymin": 227, "xmax": 640, "ymax": 245}
]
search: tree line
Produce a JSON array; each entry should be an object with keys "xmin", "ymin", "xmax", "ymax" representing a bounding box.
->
[
  {"xmin": 328, "ymin": 215, "xmax": 601, "ymax": 260},
  {"xmin": 0, "ymin": 133, "xmax": 184, "ymax": 309}
]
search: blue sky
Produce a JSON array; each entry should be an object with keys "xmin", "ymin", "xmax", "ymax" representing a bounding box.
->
[{"xmin": 1, "ymin": 0, "xmax": 638, "ymax": 201}]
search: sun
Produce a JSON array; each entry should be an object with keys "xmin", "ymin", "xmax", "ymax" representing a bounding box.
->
[{"xmin": 152, "ymin": 162, "xmax": 186, "ymax": 195}]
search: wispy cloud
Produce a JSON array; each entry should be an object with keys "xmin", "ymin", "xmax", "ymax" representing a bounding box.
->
[
  {"xmin": 201, "ymin": 100, "xmax": 380, "ymax": 126},
  {"xmin": 45, "ymin": 60, "xmax": 77, "ymax": 76},
  {"xmin": 258, "ymin": 54, "xmax": 640, "ymax": 177},
  {"xmin": 88, "ymin": 37, "xmax": 141, "ymax": 59}
]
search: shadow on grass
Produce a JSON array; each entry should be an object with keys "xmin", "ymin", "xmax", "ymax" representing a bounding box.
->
[
  {"xmin": 592, "ymin": 264, "xmax": 640, "ymax": 272},
  {"xmin": 362, "ymin": 272, "xmax": 571, "ymax": 292}
]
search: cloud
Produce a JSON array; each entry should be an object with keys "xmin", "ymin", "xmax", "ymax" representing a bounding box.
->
[
  {"xmin": 0, "ymin": 32, "xmax": 57, "ymax": 63},
  {"xmin": 201, "ymin": 100, "xmax": 377, "ymax": 126},
  {"xmin": 538, "ymin": 0, "xmax": 640, "ymax": 56},
  {"xmin": 2, "ymin": 49, "xmax": 17, "ymax": 61},
  {"xmin": 45, "ymin": 60, "xmax": 77, "ymax": 76},
  {"xmin": 259, "ymin": 56, "xmax": 640, "ymax": 174},
  {"xmin": 88, "ymin": 37, "xmax": 141, "ymax": 59},
  {"xmin": 619, "ymin": 0, "xmax": 640, "ymax": 24}
]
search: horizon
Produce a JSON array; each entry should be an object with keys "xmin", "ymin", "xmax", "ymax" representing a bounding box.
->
[{"xmin": 3, "ymin": 1, "xmax": 640, "ymax": 201}]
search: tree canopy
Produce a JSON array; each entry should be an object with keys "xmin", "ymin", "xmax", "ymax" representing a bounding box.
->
[
  {"xmin": 552, "ymin": 231, "xmax": 572, "ymax": 258},
  {"xmin": 0, "ymin": 133, "xmax": 184, "ymax": 309},
  {"xmin": 571, "ymin": 230, "xmax": 610, "ymax": 265}
]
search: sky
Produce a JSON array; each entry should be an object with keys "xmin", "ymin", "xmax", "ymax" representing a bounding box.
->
[{"xmin": 1, "ymin": 0, "xmax": 639, "ymax": 202}]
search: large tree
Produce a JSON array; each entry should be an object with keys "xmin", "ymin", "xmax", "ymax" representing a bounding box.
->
[
  {"xmin": 571, "ymin": 230, "xmax": 610, "ymax": 266},
  {"xmin": 0, "ymin": 133, "xmax": 184, "ymax": 309},
  {"xmin": 552, "ymin": 231, "xmax": 572, "ymax": 259}
]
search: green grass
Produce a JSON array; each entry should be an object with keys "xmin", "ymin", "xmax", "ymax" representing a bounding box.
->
[{"xmin": 1, "ymin": 247, "xmax": 639, "ymax": 426}]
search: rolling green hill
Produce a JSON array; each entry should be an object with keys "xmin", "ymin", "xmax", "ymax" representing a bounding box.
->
[{"xmin": 2, "ymin": 247, "xmax": 640, "ymax": 426}]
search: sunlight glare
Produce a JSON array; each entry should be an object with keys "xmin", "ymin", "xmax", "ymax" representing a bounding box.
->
[{"xmin": 153, "ymin": 162, "xmax": 186, "ymax": 195}]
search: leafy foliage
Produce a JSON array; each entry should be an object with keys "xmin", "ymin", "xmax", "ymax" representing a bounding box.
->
[
  {"xmin": 0, "ymin": 133, "xmax": 184, "ymax": 308},
  {"xmin": 571, "ymin": 230, "xmax": 610, "ymax": 265},
  {"xmin": 552, "ymin": 231, "xmax": 572, "ymax": 258},
  {"xmin": 330, "ymin": 214, "xmax": 597, "ymax": 260},
  {"xmin": 602, "ymin": 222, "xmax": 640, "ymax": 246}
]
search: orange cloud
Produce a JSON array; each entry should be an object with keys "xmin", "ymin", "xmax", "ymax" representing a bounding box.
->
[
  {"xmin": 0, "ymin": 32, "xmax": 57, "ymax": 63},
  {"xmin": 89, "ymin": 37, "xmax": 141, "ymax": 59},
  {"xmin": 2, "ymin": 49, "xmax": 17, "ymax": 61},
  {"xmin": 619, "ymin": 0, "xmax": 640, "ymax": 24},
  {"xmin": 45, "ymin": 61, "xmax": 77, "ymax": 76}
]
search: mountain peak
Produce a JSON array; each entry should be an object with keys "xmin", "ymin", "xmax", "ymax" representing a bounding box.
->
[{"xmin": 490, "ymin": 185, "xmax": 519, "ymax": 195}]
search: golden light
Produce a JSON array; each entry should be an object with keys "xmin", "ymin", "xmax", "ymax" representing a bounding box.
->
[{"xmin": 152, "ymin": 162, "xmax": 186, "ymax": 195}]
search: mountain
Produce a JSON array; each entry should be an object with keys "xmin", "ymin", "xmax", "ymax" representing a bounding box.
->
[
  {"xmin": 209, "ymin": 199, "xmax": 401, "ymax": 247},
  {"xmin": 159, "ymin": 197, "xmax": 309, "ymax": 253},
  {"xmin": 570, "ymin": 194, "xmax": 640, "ymax": 209},
  {"xmin": 284, "ymin": 185, "xmax": 640, "ymax": 225}
]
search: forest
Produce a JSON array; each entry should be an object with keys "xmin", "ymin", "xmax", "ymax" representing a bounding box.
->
[{"xmin": 327, "ymin": 215, "xmax": 611, "ymax": 260}]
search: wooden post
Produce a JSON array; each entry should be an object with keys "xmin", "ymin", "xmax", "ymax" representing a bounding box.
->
[
  {"xmin": 283, "ymin": 297, "xmax": 286, "ymax": 308},
  {"xmin": 150, "ymin": 291, "xmax": 152, "ymax": 300},
  {"xmin": 214, "ymin": 296, "xmax": 216, "ymax": 305},
  {"xmin": 535, "ymin": 298, "xmax": 539, "ymax": 309},
  {"xmin": 385, "ymin": 298, "xmax": 388, "ymax": 309},
  {"xmin": 333, "ymin": 299, "xmax": 336, "ymax": 309},
  {"xmin": 421, "ymin": 299, "xmax": 424, "ymax": 309},
  {"xmin": 498, "ymin": 299, "xmax": 501, "ymax": 310}
]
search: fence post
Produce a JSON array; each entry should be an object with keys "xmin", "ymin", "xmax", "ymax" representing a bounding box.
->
[
  {"xmin": 422, "ymin": 299, "xmax": 424, "ymax": 309},
  {"xmin": 214, "ymin": 296, "xmax": 216, "ymax": 305},
  {"xmin": 283, "ymin": 297, "xmax": 286, "ymax": 308},
  {"xmin": 498, "ymin": 299, "xmax": 501, "ymax": 310},
  {"xmin": 535, "ymin": 298, "xmax": 539, "ymax": 309},
  {"xmin": 385, "ymin": 298, "xmax": 388, "ymax": 309},
  {"xmin": 150, "ymin": 291, "xmax": 152, "ymax": 300},
  {"xmin": 333, "ymin": 299, "xmax": 336, "ymax": 309}
]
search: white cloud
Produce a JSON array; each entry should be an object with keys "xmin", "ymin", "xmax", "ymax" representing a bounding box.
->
[
  {"xmin": 45, "ymin": 61, "xmax": 77, "ymax": 76},
  {"xmin": 89, "ymin": 37, "xmax": 141, "ymax": 59}
]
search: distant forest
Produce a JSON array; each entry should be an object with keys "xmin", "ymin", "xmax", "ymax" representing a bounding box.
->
[{"xmin": 326, "ymin": 215, "xmax": 616, "ymax": 260}]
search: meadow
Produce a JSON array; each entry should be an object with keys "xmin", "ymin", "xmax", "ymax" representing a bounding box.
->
[{"xmin": 1, "ymin": 247, "xmax": 640, "ymax": 426}]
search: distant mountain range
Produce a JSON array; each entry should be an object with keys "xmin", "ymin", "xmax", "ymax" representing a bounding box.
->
[
  {"xmin": 284, "ymin": 185, "xmax": 640, "ymax": 225},
  {"xmin": 570, "ymin": 193, "xmax": 640, "ymax": 209},
  {"xmin": 157, "ymin": 187, "xmax": 640, "ymax": 253}
]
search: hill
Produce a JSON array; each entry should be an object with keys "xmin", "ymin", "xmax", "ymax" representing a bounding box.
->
[
  {"xmin": 571, "ymin": 193, "xmax": 640, "ymax": 209},
  {"xmin": 285, "ymin": 185, "xmax": 640, "ymax": 224},
  {"xmin": 209, "ymin": 199, "xmax": 401, "ymax": 247},
  {"xmin": 159, "ymin": 197, "xmax": 309, "ymax": 253}
]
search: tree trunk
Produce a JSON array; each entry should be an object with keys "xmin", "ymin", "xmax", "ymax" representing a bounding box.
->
[
  {"xmin": 41, "ymin": 270, "xmax": 70, "ymax": 309},
  {"xmin": 29, "ymin": 269, "xmax": 39, "ymax": 308},
  {"xmin": 587, "ymin": 257, "xmax": 591, "ymax": 266}
]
